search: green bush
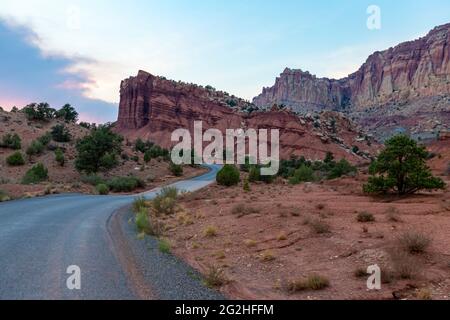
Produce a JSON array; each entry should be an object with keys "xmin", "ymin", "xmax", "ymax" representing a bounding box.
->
[
  {"xmin": 81, "ymin": 174, "xmax": 105, "ymax": 186},
  {"xmin": 55, "ymin": 149, "xmax": 65, "ymax": 166},
  {"xmin": 243, "ymin": 178, "xmax": 250, "ymax": 192},
  {"xmin": 75, "ymin": 126, "xmax": 123, "ymax": 173},
  {"xmin": 6, "ymin": 152, "xmax": 25, "ymax": 166},
  {"xmin": 55, "ymin": 104, "xmax": 78, "ymax": 123},
  {"xmin": 96, "ymin": 183, "xmax": 109, "ymax": 195},
  {"xmin": 22, "ymin": 163, "xmax": 48, "ymax": 184},
  {"xmin": 132, "ymin": 197, "xmax": 147, "ymax": 213},
  {"xmin": 357, "ymin": 211, "xmax": 375, "ymax": 223},
  {"xmin": 216, "ymin": 165, "xmax": 240, "ymax": 186},
  {"xmin": 38, "ymin": 132, "xmax": 52, "ymax": 146},
  {"xmin": 1, "ymin": 133, "xmax": 21, "ymax": 149},
  {"xmin": 22, "ymin": 103, "xmax": 55, "ymax": 121},
  {"xmin": 51, "ymin": 124, "xmax": 71, "ymax": 142},
  {"xmin": 158, "ymin": 239, "xmax": 171, "ymax": 254},
  {"xmin": 152, "ymin": 187, "xmax": 178, "ymax": 215},
  {"xmin": 169, "ymin": 162, "xmax": 183, "ymax": 176},
  {"xmin": 107, "ymin": 176, "xmax": 144, "ymax": 192},
  {"xmin": 364, "ymin": 135, "xmax": 446, "ymax": 195},
  {"xmin": 248, "ymin": 164, "xmax": 275, "ymax": 184},
  {"xmin": 26, "ymin": 140, "xmax": 44, "ymax": 157}
]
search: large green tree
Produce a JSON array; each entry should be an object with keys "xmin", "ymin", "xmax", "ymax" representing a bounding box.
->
[
  {"xmin": 75, "ymin": 126, "xmax": 123, "ymax": 173},
  {"xmin": 364, "ymin": 135, "xmax": 445, "ymax": 195}
]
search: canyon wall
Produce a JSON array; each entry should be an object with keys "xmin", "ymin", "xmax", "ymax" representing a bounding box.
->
[{"xmin": 116, "ymin": 71, "xmax": 377, "ymax": 162}]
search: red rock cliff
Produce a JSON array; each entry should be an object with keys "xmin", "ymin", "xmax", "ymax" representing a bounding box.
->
[
  {"xmin": 116, "ymin": 71, "xmax": 378, "ymax": 162},
  {"xmin": 253, "ymin": 23, "xmax": 450, "ymax": 113}
]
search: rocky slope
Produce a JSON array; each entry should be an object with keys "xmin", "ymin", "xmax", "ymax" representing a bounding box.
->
[
  {"xmin": 116, "ymin": 71, "xmax": 378, "ymax": 162},
  {"xmin": 253, "ymin": 23, "xmax": 450, "ymax": 140}
]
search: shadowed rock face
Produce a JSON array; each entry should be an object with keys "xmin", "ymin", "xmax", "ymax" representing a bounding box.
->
[{"xmin": 253, "ymin": 23, "xmax": 450, "ymax": 112}]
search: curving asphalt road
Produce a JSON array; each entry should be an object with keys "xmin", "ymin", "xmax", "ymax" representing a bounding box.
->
[{"xmin": 0, "ymin": 165, "xmax": 222, "ymax": 300}]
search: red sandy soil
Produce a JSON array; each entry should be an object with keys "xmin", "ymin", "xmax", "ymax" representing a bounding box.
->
[
  {"xmin": 0, "ymin": 109, "xmax": 205, "ymax": 199},
  {"xmin": 163, "ymin": 158, "xmax": 450, "ymax": 300}
]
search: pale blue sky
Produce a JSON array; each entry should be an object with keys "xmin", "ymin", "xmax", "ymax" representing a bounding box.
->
[{"xmin": 1, "ymin": 0, "xmax": 450, "ymax": 122}]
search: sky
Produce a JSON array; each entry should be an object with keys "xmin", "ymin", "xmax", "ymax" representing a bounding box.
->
[{"xmin": 1, "ymin": 0, "xmax": 450, "ymax": 123}]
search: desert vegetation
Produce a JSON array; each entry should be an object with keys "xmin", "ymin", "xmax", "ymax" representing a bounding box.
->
[
  {"xmin": 155, "ymin": 134, "xmax": 449, "ymax": 300},
  {"xmin": 0, "ymin": 106, "xmax": 204, "ymax": 200}
]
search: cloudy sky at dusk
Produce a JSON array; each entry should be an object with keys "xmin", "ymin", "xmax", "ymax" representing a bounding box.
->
[{"xmin": 1, "ymin": 0, "xmax": 450, "ymax": 123}]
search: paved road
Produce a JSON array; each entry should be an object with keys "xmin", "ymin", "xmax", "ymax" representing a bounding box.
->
[{"xmin": 0, "ymin": 165, "xmax": 221, "ymax": 300}]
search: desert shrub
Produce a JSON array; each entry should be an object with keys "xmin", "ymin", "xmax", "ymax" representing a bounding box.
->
[
  {"xmin": 22, "ymin": 103, "xmax": 55, "ymax": 121},
  {"xmin": 75, "ymin": 125, "xmax": 123, "ymax": 173},
  {"xmin": 152, "ymin": 187, "xmax": 178, "ymax": 215},
  {"xmin": 243, "ymin": 178, "xmax": 250, "ymax": 192},
  {"xmin": 260, "ymin": 250, "xmax": 276, "ymax": 262},
  {"xmin": 288, "ymin": 275, "xmax": 330, "ymax": 292},
  {"xmin": 160, "ymin": 186, "xmax": 178, "ymax": 199},
  {"xmin": 96, "ymin": 183, "xmax": 109, "ymax": 195},
  {"xmin": 55, "ymin": 149, "xmax": 65, "ymax": 166},
  {"xmin": 354, "ymin": 268, "xmax": 368, "ymax": 278},
  {"xmin": 445, "ymin": 162, "xmax": 450, "ymax": 176},
  {"xmin": 38, "ymin": 132, "xmax": 52, "ymax": 146},
  {"xmin": 204, "ymin": 225, "xmax": 218, "ymax": 237},
  {"xmin": 416, "ymin": 288, "xmax": 432, "ymax": 300},
  {"xmin": 216, "ymin": 164, "xmax": 240, "ymax": 186},
  {"xmin": 142, "ymin": 144, "xmax": 169, "ymax": 160},
  {"xmin": 327, "ymin": 159, "xmax": 356, "ymax": 179},
  {"xmin": 357, "ymin": 211, "xmax": 375, "ymax": 223},
  {"xmin": 289, "ymin": 165, "xmax": 315, "ymax": 184},
  {"xmin": 135, "ymin": 138, "xmax": 154, "ymax": 153},
  {"xmin": 51, "ymin": 124, "xmax": 71, "ymax": 142},
  {"xmin": 26, "ymin": 140, "xmax": 44, "ymax": 157},
  {"xmin": 6, "ymin": 151, "xmax": 25, "ymax": 166},
  {"xmin": 309, "ymin": 219, "xmax": 331, "ymax": 234},
  {"xmin": 158, "ymin": 239, "xmax": 171, "ymax": 254},
  {"xmin": 135, "ymin": 209, "xmax": 151, "ymax": 234},
  {"xmin": 391, "ymin": 249, "xmax": 419, "ymax": 279},
  {"xmin": 169, "ymin": 162, "xmax": 183, "ymax": 176},
  {"xmin": 22, "ymin": 163, "xmax": 48, "ymax": 184},
  {"xmin": 399, "ymin": 231, "xmax": 431, "ymax": 254},
  {"xmin": 107, "ymin": 176, "xmax": 144, "ymax": 192},
  {"xmin": 364, "ymin": 135, "xmax": 445, "ymax": 195},
  {"xmin": 386, "ymin": 207, "xmax": 401, "ymax": 222},
  {"xmin": 132, "ymin": 196, "xmax": 147, "ymax": 213},
  {"xmin": 1, "ymin": 133, "xmax": 21, "ymax": 149},
  {"xmin": 231, "ymin": 203, "xmax": 259, "ymax": 218},
  {"xmin": 203, "ymin": 265, "xmax": 226, "ymax": 288},
  {"xmin": 81, "ymin": 174, "xmax": 105, "ymax": 186},
  {"xmin": 55, "ymin": 104, "xmax": 78, "ymax": 123},
  {"xmin": 0, "ymin": 190, "xmax": 11, "ymax": 202}
]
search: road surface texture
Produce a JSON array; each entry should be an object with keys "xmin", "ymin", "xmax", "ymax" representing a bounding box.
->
[{"xmin": 0, "ymin": 165, "xmax": 223, "ymax": 300}]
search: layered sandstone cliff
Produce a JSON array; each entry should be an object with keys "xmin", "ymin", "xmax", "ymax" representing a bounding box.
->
[
  {"xmin": 116, "ymin": 71, "xmax": 378, "ymax": 162},
  {"xmin": 253, "ymin": 23, "xmax": 450, "ymax": 138}
]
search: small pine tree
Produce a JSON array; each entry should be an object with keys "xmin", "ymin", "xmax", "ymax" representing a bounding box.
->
[{"xmin": 363, "ymin": 135, "xmax": 446, "ymax": 195}]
